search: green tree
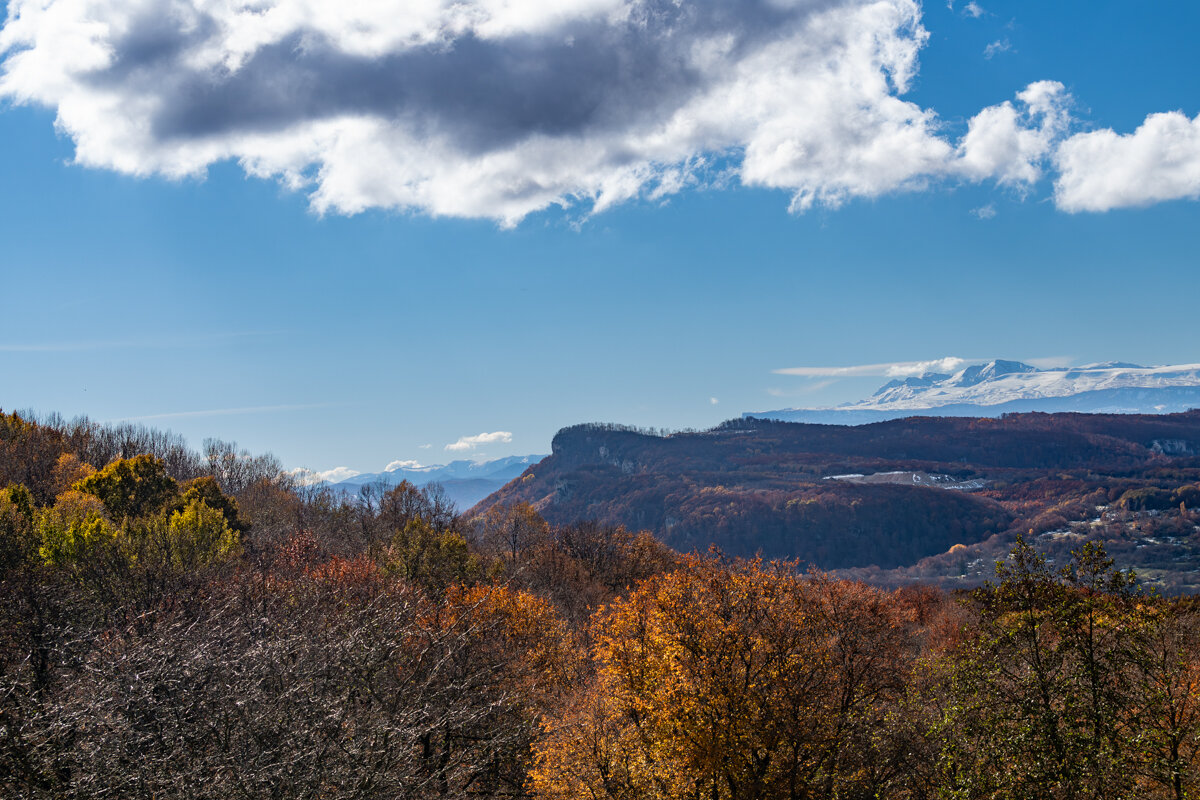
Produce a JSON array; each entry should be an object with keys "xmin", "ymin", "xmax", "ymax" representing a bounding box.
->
[
  {"xmin": 937, "ymin": 537, "xmax": 1144, "ymax": 799},
  {"xmin": 384, "ymin": 517, "xmax": 478, "ymax": 592},
  {"xmin": 0, "ymin": 484, "xmax": 36, "ymax": 573},
  {"xmin": 74, "ymin": 454, "xmax": 179, "ymax": 521},
  {"xmin": 177, "ymin": 476, "xmax": 246, "ymax": 533}
]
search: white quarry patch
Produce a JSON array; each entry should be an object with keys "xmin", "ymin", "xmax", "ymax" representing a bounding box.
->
[{"xmin": 825, "ymin": 471, "xmax": 987, "ymax": 490}]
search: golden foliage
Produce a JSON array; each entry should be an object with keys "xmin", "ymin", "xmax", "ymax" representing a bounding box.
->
[{"xmin": 532, "ymin": 557, "xmax": 917, "ymax": 800}]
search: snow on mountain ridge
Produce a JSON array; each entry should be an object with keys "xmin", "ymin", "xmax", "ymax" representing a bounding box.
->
[
  {"xmin": 336, "ymin": 454, "xmax": 547, "ymax": 488},
  {"xmin": 860, "ymin": 361, "xmax": 1200, "ymax": 410},
  {"xmin": 768, "ymin": 361, "xmax": 1200, "ymax": 414}
]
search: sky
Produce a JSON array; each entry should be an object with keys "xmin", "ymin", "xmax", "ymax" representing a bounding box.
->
[{"xmin": 0, "ymin": 0, "xmax": 1198, "ymax": 480}]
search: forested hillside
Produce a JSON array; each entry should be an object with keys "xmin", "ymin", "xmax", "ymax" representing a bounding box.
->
[
  {"xmin": 474, "ymin": 413, "xmax": 1200, "ymax": 587},
  {"xmin": 6, "ymin": 408, "xmax": 1200, "ymax": 798}
]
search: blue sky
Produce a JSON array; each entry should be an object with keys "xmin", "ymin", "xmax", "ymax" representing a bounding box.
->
[{"xmin": 0, "ymin": 0, "xmax": 1197, "ymax": 478}]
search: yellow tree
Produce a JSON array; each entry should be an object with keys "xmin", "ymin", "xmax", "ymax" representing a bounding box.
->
[{"xmin": 532, "ymin": 556, "xmax": 918, "ymax": 800}]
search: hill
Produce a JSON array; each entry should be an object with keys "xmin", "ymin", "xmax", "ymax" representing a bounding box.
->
[{"xmin": 473, "ymin": 412, "xmax": 1200, "ymax": 587}]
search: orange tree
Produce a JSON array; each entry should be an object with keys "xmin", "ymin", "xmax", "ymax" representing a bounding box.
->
[{"xmin": 530, "ymin": 555, "xmax": 920, "ymax": 800}]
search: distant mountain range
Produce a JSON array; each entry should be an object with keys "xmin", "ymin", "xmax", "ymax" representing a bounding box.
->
[
  {"xmin": 748, "ymin": 360, "xmax": 1200, "ymax": 424},
  {"xmin": 328, "ymin": 455, "xmax": 546, "ymax": 510}
]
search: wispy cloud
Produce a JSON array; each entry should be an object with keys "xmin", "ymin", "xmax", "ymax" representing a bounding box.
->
[
  {"xmin": 0, "ymin": 331, "xmax": 284, "ymax": 353},
  {"xmin": 767, "ymin": 380, "xmax": 838, "ymax": 397},
  {"xmin": 971, "ymin": 204, "xmax": 997, "ymax": 219},
  {"xmin": 963, "ymin": 1, "xmax": 986, "ymax": 18},
  {"xmin": 108, "ymin": 403, "xmax": 333, "ymax": 423},
  {"xmin": 0, "ymin": 341, "xmax": 128, "ymax": 353},
  {"xmin": 773, "ymin": 358, "xmax": 972, "ymax": 378},
  {"xmin": 445, "ymin": 431, "xmax": 512, "ymax": 452},
  {"xmin": 984, "ymin": 38, "xmax": 1013, "ymax": 59}
]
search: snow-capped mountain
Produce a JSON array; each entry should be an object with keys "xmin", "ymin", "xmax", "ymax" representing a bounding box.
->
[
  {"xmin": 335, "ymin": 454, "xmax": 545, "ymax": 489},
  {"xmin": 748, "ymin": 361, "xmax": 1200, "ymax": 425},
  {"xmin": 323, "ymin": 454, "xmax": 547, "ymax": 511}
]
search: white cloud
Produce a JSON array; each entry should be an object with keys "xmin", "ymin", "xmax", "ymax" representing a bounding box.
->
[
  {"xmin": 983, "ymin": 38, "xmax": 1012, "ymax": 59},
  {"xmin": 957, "ymin": 81, "xmax": 1069, "ymax": 188},
  {"xmin": 384, "ymin": 459, "xmax": 424, "ymax": 472},
  {"xmin": 0, "ymin": 0, "xmax": 1087, "ymax": 225},
  {"xmin": 445, "ymin": 430, "xmax": 513, "ymax": 452},
  {"xmin": 964, "ymin": 2, "xmax": 985, "ymax": 18},
  {"xmin": 971, "ymin": 203, "xmax": 996, "ymax": 219},
  {"xmin": 767, "ymin": 379, "xmax": 837, "ymax": 397},
  {"xmin": 289, "ymin": 466, "xmax": 360, "ymax": 486},
  {"xmin": 709, "ymin": 397, "xmax": 719, "ymax": 405},
  {"xmin": 1054, "ymin": 111, "xmax": 1200, "ymax": 212},
  {"xmin": 774, "ymin": 357, "xmax": 972, "ymax": 378},
  {"xmin": 418, "ymin": 444, "xmax": 433, "ymax": 450}
]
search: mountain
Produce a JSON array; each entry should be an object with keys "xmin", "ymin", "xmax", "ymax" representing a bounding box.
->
[
  {"xmin": 330, "ymin": 454, "xmax": 547, "ymax": 510},
  {"xmin": 337, "ymin": 455, "xmax": 545, "ymax": 488},
  {"xmin": 471, "ymin": 412, "xmax": 1200, "ymax": 585},
  {"xmin": 748, "ymin": 361, "xmax": 1200, "ymax": 424}
]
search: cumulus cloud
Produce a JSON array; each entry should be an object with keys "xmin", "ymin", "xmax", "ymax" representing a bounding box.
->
[
  {"xmin": 957, "ymin": 80, "xmax": 1068, "ymax": 188},
  {"xmin": 963, "ymin": 2, "xmax": 985, "ymax": 18},
  {"xmin": 445, "ymin": 430, "xmax": 512, "ymax": 452},
  {"xmin": 774, "ymin": 357, "xmax": 972, "ymax": 378},
  {"xmin": 289, "ymin": 466, "xmax": 360, "ymax": 486},
  {"xmin": 0, "ymin": 0, "xmax": 1087, "ymax": 224},
  {"xmin": 1054, "ymin": 111, "xmax": 1200, "ymax": 212}
]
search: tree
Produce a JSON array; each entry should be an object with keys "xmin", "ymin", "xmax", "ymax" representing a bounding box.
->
[
  {"xmin": 176, "ymin": 476, "xmax": 246, "ymax": 532},
  {"xmin": 0, "ymin": 484, "xmax": 35, "ymax": 574},
  {"xmin": 936, "ymin": 538, "xmax": 1147, "ymax": 799},
  {"xmin": 384, "ymin": 517, "xmax": 479, "ymax": 592},
  {"xmin": 73, "ymin": 454, "xmax": 178, "ymax": 521},
  {"xmin": 532, "ymin": 556, "xmax": 919, "ymax": 800},
  {"xmin": 475, "ymin": 502, "xmax": 551, "ymax": 561},
  {"xmin": 1126, "ymin": 601, "xmax": 1200, "ymax": 799},
  {"xmin": 158, "ymin": 498, "xmax": 241, "ymax": 571}
]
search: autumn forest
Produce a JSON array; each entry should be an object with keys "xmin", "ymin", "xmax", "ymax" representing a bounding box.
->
[{"xmin": 4, "ymin": 409, "xmax": 1200, "ymax": 799}]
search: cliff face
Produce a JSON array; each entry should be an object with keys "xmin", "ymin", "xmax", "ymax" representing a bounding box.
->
[{"xmin": 472, "ymin": 412, "xmax": 1200, "ymax": 571}]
